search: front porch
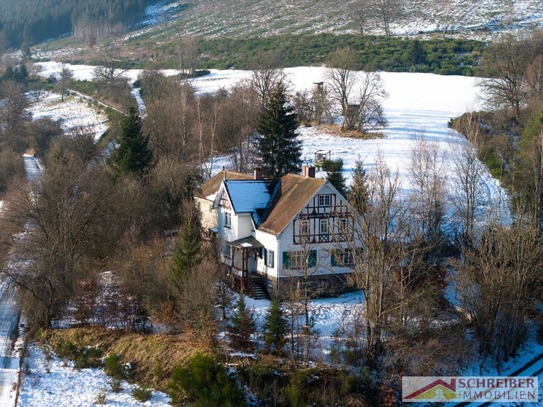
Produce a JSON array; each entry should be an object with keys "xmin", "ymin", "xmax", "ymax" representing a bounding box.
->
[{"xmin": 224, "ymin": 236, "xmax": 269, "ymax": 299}]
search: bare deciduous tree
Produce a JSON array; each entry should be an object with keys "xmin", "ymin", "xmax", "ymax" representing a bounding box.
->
[
  {"xmin": 367, "ymin": 0, "xmax": 403, "ymax": 36},
  {"xmin": 455, "ymin": 220, "xmax": 543, "ymax": 368},
  {"xmin": 477, "ymin": 35, "xmax": 531, "ymax": 123},
  {"xmin": 326, "ymin": 48, "xmax": 358, "ymax": 131},
  {"xmin": 409, "ymin": 132, "xmax": 445, "ymax": 241},
  {"xmin": 450, "ymin": 141, "xmax": 485, "ymax": 244}
]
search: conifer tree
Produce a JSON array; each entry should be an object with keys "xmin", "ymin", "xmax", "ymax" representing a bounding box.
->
[
  {"xmin": 171, "ymin": 203, "xmax": 202, "ymax": 283},
  {"xmin": 257, "ymin": 82, "xmax": 302, "ymax": 178},
  {"xmin": 349, "ymin": 160, "xmax": 369, "ymax": 214},
  {"xmin": 322, "ymin": 158, "xmax": 347, "ymax": 196},
  {"xmin": 228, "ymin": 295, "xmax": 256, "ymax": 351},
  {"xmin": 263, "ymin": 297, "xmax": 288, "ymax": 354},
  {"xmin": 109, "ymin": 107, "xmax": 153, "ymax": 177}
]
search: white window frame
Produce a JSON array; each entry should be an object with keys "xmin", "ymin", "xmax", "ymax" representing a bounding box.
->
[
  {"xmin": 300, "ymin": 219, "xmax": 310, "ymax": 235},
  {"xmin": 319, "ymin": 218, "xmax": 329, "ymax": 234},
  {"xmin": 224, "ymin": 211, "xmax": 231, "ymax": 228},
  {"xmin": 267, "ymin": 249, "xmax": 275, "ymax": 268},
  {"xmin": 318, "ymin": 194, "xmax": 331, "ymax": 206}
]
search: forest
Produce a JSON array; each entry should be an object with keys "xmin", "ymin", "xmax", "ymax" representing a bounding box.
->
[{"xmin": 0, "ymin": 0, "xmax": 154, "ymax": 49}]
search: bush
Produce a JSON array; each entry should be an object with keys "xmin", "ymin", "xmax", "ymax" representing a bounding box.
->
[
  {"xmin": 95, "ymin": 391, "xmax": 107, "ymax": 404},
  {"xmin": 133, "ymin": 386, "xmax": 152, "ymax": 402},
  {"xmin": 109, "ymin": 379, "xmax": 122, "ymax": 393},
  {"xmin": 53, "ymin": 340, "xmax": 102, "ymax": 368},
  {"xmin": 103, "ymin": 353, "xmax": 125, "ymax": 380},
  {"xmin": 169, "ymin": 354, "xmax": 244, "ymax": 406}
]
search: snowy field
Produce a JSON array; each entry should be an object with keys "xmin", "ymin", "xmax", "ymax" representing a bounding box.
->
[
  {"xmin": 19, "ymin": 345, "xmax": 171, "ymax": 407},
  {"xmin": 28, "ymin": 92, "xmax": 108, "ymax": 142},
  {"xmin": 34, "ymin": 62, "xmax": 510, "ymax": 230}
]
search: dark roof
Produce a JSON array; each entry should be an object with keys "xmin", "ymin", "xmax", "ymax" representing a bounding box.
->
[
  {"xmin": 228, "ymin": 236, "xmax": 264, "ymax": 249},
  {"xmin": 196, "ymin": 170, "xmax": 253, "ymax": 199},
  {"xmin": 258, "ymin": 174, "xmax": 326, "ymax": 235}
]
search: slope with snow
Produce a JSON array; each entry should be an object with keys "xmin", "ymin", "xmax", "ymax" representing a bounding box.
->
[{"xmin": 28, "ymin": 93, "xmax": 108, "ymax": 142}]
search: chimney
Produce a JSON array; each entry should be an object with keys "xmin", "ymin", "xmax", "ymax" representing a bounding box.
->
[
  {"xmin": 253, "ymin": 167, "xmax": 262, "ymax": 180},
  {"xmin": 302, "ymin": 165, "xmax": 315, "ymax": 178}
]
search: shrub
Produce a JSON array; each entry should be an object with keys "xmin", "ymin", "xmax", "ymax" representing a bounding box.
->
[
  {"xmin": 109, "ymin": 379, "xmax": 122, "ymax": 393},
  {"xmin": 103, "ymin": 353, "xmax": 125, "ymax": 380},
  {"xmin": 169, "ymin": 354, "xmax": 244, "ymax": 406},
  {"xmin": 133, "ymin": 386, "xmax": 152, "ymax": 402},
  {"xmin": 95, "ymin": 391, "xmax": 107, "ymax": 404}
]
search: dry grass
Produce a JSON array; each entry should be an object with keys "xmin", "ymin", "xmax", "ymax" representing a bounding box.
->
[
  {"xmin": 317, "ymin": 124, "xmax": 384, "ymax": 140},
  {"xmin": 36, "ymin": 327, "xmax": 214, "ymax": 391}
]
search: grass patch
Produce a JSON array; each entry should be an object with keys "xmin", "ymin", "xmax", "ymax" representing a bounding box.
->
[
  {"xmin": 317, "ymin": 125, "xmax": 384, "ymax": 140},
  {"xmin": 36, "ymin": 327, "xmax": 213, "ymax": 393}
]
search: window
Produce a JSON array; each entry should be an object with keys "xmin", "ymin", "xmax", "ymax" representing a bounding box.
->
[
  {"xmin": 299, "ymin": 219, "xmax": 310, "ymax": 235},
  {"xmin": 267, "ymin": 249, "xmax": 275, "ymax": 268},
  {"xmin": 331, "ymin": 248, "xmax": 354, "ymax": 267},
  {"xmin": 318, "ymin": 194, "xmax": 331, "ymax": 206},
  {"xmin": 282, "ymin": 250, "xmax": 317, "ymax": 269},
  {"xmin": 339, "ymin": 217, "xmax": 348, "ymax": 231},
  {"xmin": 224, "ymin": 211, "xmax": 231, "ymax": 228},
  {"xmin": 222, "ymin": 244, "xmax": 231, "ymax": 259},
  {"xmin": 319, "ymin": 219, "xmax": 329, "ymax": 234}
]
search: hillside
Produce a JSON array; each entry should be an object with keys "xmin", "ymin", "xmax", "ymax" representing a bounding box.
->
[
  {"xmin": 22, "ymin": 0, "xmax": 543, "ymax": 69},
  {"xmin": 148, "ymin": 0, "xmax": 543, "ymax": 40}
]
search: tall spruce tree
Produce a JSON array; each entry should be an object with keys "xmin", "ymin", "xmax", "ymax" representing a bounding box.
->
[
  {"xmin": 263, "ymin": 297, "xmax": 288, "ymax": 355},
  {"xmin": 348, "ymin": 160, "xmax": 369, "ymax": 214},
  {"xmin": 322, "ymin": 158, "xmax": 347, "ymax": 196},
  {"xmin": 257, "ymin": 83, "xmax": 302, "ymax": 178},
  {"xmin": 109, "ymin": 106, "xmax": 153, "ymax": 177}
]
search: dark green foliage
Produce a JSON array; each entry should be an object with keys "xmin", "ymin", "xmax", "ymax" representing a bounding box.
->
[
  {"xmin": 348, "ymin": 160, "xmax": 369, "ymax": 214},
  {"xmin": 103, "ymin": 353, "xmax": 126, "ymax": 379},
  {"xmin": 321, "ymin": 159, "xmax": 346, "ymax": 196},
  {"xmin": 169, "ymin": 354, "xmax": 245, "ymax": 406},
  {"xmin": 133, "ymin": 386, "xmax": 152, "ymax": 402},
  {"xmin": 109, "ymin": 106, "xmax": 153, "ymax": 177},
  {"xmin": 257, "ymin": 83, "xmax": 302, "ymax": 178},
  {"xmin": 53, "ymin": 340, "xmax": 103, "ymax": 368},
  {"xmin": 229, "ymin": 295, "xmax": 256, "ymax": 351},
  {"xmin": 263, "ymin": 298, "xmax": 288, "ymax": 354},
  {"xmin": 0, "ymin": 0, "xmax": 153, "ymax": 49},
  {"xmin": 197, "ymin": 34, "xmax": 484, "ymax": 75},
  {"xmin": 171, "ymin": 204, "xmax": 202, "ymax": 282}
]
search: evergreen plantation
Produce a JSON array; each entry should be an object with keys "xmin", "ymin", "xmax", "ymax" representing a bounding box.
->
[{"xmin": 0, "ymin": 0, "xmax": 154, "ymax": 49}]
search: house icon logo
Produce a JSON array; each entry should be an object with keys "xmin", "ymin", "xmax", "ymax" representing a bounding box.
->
[{"xmin": 402, "ymin": 378, "xmax": 457, "ymax": 402}]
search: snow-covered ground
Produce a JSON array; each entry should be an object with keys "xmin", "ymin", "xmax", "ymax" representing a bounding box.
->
[
  {"xmin": 32, "ymin": 62, "xmax": 510, "ymax": 230},
  {"xmin": 27, "ymin": 93, "xmax": 108, "ymax": 142},
  {"xmin": 19, "ymin": 345, "xmax": 171, "ymax": 407}
]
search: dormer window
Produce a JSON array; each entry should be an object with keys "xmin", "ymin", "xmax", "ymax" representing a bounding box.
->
[{"xmin": 318, "ymin": 194, "xmax": 331, "ymax": 206}]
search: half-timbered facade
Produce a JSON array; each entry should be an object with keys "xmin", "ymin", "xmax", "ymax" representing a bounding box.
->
[{"xmin": 196, "ymin": 167, "xmax": 359, "ymax": 297}]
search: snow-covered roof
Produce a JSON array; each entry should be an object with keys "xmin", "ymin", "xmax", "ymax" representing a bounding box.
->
[{"xmin": 224, "ymin": 180, "xmax": 276, "ymax": 225}]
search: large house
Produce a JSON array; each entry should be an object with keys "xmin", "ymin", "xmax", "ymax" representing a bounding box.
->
[{"xmin": 195, "ymin": 166, "xmax": 358, "ymax": 297}]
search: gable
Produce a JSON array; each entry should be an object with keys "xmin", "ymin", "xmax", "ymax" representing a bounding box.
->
[{"xmin": 258, "ymin": 174, "xmax": 326, "ymax": 235}]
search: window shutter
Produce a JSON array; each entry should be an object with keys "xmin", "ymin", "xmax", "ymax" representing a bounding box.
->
[
  {"xmin": 308, "ymin": 250, "xmax": 317, "ymax": 267},
  {"xmin": 331, "ymin": 250, "xmax": 337, "ymax": 267},
  {"xmin": 263, "ymin": 248, "xmax": 268, "ymax": 266},
  {"xmin": 282, "ymin": 251, "xmax": 290, "ymax": 269}
]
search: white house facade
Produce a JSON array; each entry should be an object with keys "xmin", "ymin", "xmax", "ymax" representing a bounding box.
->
[{"xmin": 196, "ymin": 167, "xmax": 359, "ymax": 297}]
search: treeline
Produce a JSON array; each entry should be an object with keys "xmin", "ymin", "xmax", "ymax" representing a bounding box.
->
[
  {"xmin": 451, "ymin": 31, "xmax": 543, "ymax": 229},
  {"xmin": 193, "ymin": 34, "xmax": 485, "ymax": 75},
  {"xmin": 0, "ymin": 0, "xmax": 155, "ymax": 49}
]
